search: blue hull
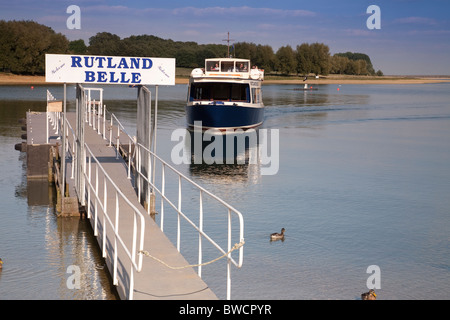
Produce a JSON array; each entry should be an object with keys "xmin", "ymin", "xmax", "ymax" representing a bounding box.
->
[{"xmin": 186, "ymin": 104, "xmax": 264, "ymax": 130}]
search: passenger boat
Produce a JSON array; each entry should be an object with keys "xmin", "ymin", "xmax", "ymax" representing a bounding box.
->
[{"xmin": 186, "ymin": 58, "xmax": 264, "ymax": 130}]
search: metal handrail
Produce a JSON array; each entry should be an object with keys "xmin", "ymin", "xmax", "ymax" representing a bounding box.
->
[
  {"xmin": 61, "ymin": 97, "xmax": 244, "ymax": 300},
  {"xmin": 63, "ymin": 118, "xmax": 77, "ymax": 180},
  {"xmin": 63, "ymin": 114, "xmax": 144, "ymax": 300},
  {"xmin": 135, "ymin": 142, "xmax": 244, "ymax": 300},
  {"xmin": 98, "ymin": 105, "xmax": 246, "ymax": 299},
  {"xmin": 99, "ymin": 107, "xmax": 244, "ymax": 299},
  {"xmin": 84, "ymin": 102, "xmax": 135, "ymax": 178},
  {"xmin": 137, "ymin": 142, "xmax": 244, "ymax": 264},
  {"xmin": 83, "ymin": 143, "xmax": 146, "ymax": 300}
]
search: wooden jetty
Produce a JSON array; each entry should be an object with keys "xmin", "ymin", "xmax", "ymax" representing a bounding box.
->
[{"xmin": 23, "ymin": 110, "xmax": 218, "ymax": 300}]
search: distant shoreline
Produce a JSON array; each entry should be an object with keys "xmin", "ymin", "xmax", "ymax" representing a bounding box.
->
[
  {"xmin": 1, "ymin": 72, "xmax": 449, "ymax": 86},
  {"xmin": 262, "ymin": 74, "xmax": 450, "ymax": 84}
]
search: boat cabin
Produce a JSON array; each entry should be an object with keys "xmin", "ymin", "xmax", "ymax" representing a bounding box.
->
[{"xmin": 190, "ymin": 58, "xmax": 264, "ymax": 81}]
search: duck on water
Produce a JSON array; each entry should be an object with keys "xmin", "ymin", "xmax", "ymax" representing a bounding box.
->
[
  {"xmin": 361, "ymin": 289, "xmax": 377, "ymax": 300},
  {"xmin": 270, "ymin": 228, "xmax": 285, "ymax": 241}
]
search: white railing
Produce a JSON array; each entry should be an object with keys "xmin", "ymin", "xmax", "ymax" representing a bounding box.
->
[
  {"xmin": 60, "ymin": 91, "xmax": 245, "ymax": 300},
  {"xmin": 63, "ymin": 118, "xmax": 145, "ymax": 300},
  {"xmin": 84, "ymin": 142, "xmax": 145, "ymax": 300},
  {"xmin": 135, "ymin": 142, "xmax": 245, "ymax": 300},
  {"xmin": 107, "ymin": 111, "xmax": 134, "ymax": 164},
  {"xmin": 46, "ymin": 89, "xmax": 62, "ymax": 143}
]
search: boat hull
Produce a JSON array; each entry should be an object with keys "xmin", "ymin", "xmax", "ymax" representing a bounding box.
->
[{"xmin": 186, "ymin": 104, "xmax": 264, "ymax": 130}]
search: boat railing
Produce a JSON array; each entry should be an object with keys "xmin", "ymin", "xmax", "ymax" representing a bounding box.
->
[{"xmin": 195, "ymin": 59, "xmax": 264, "ymax": 80}]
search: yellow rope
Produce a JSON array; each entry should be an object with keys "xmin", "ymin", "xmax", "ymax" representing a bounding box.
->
[{"xmin": 139, "ymin": 241, "xmax": 244, "ymax": 270}]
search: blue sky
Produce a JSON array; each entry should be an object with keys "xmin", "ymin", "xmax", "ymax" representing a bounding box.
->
[{"xmin": 1, "ymin": 0, "xmax": 450, "ymax": 75}]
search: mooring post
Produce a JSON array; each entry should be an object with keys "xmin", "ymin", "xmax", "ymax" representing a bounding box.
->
[
  {"xmin": 150, "ymin": 85, "xmax": 158, "ymax": 214},
  {"xmin": 61, "ymin": 83, "xmax": 66, "ymax": 202}
]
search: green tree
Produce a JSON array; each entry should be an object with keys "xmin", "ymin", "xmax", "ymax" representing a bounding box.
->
[
  {"xmin": 295, "ymin": 43, "xmax": 330, "ymax": 76},
  {"xmin": 69, "ymin": 39, "xmax": 87, "ymax": 54},
  {"xmin": 254, "ymin": 44, "xmax": 276, "ymax": 72},
  {"xmin": 195, "ymin": 47, "xmax": 217, "ymax": 67},
  {"xmin": 0, "ymin": 20, "xmax": 68, "ymax": 74},
  {"xmin": 355, "ymin": 59, "xmax": 368, "ymax": 75},
  {"xmin": 201, "ymin": 44, "xmax": 227, "ymax": 60},
  {"xmin": 329, "ymin": 55, "xmax": 350, "ymax": 74},
  {"xmin": 88, "ymin": 32, "xmax": 122, "ymax": 55},
  {"xmin": 295, "ymin": 43, "xmax": 313, "ymax": 75},
  {"xmin": 234, "ymin": 42, "xmax": 257, "ymax": 60},
  {"xmin": 175, "ymin": 48, "xmax": 197, "ymax": 68},
  {"xmin": 310, "ymin": 42, "xmax": 330, "ymax": 75},
  {"xmin": 275, "ymin": 45, "xmax": 297, "ymax": 75},
  {"xmin": 335, "ymin": 52, "xmax": 375, "ymax": 75},
  {"xmin": 234, "ymin": 42, "xmax": 275, "ymax": 72}
]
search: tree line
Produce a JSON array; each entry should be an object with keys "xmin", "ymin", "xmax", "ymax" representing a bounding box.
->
[
  {"xmin": 0, "ymin": 20, "xmax": 68, "ymax": 74},
  {"xmin": 239, "ymin": 43, "xmax": 383, "ymax": 76},
  {"xmin": 0, "ymin": 20, "xmax": 382, "ymax": 76}
]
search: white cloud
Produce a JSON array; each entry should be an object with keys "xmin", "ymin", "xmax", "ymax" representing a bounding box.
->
[
  {"xmin": 394, "ymin": 16, "xmax": 438, "ymax": 26},
  {"xmin": 83, "ymin": 5, "xmax": 132, "ymax": 14},
  {"xmin": 344, "ymin": 29, "xmax": 374, "ymax": 37},
  {"xmin": 171, "ymin": 6, "xmax": 316, "ymax": 18},
  {"xmin": 79, "ymin": 5, "xmax": 316, "ymax": 20}
]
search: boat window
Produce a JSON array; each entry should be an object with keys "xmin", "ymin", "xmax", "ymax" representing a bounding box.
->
[
  {"xmin": 252, "ymin": 88, "xmax": 261, "ymax": 104},
  {"xmin": 221, "ymin": 61, "xmax": 235, "ymax": 72},
  {"xmin": 236, "ymin": 61, "xmax": 249, "ymax": 72},
  {"xmin": 206, "ymin": 60, "xmax": 220, "ymax": 71},
  {"xmin": 190, "ymin": 82, "xmax": 250, "ymax": 102}
]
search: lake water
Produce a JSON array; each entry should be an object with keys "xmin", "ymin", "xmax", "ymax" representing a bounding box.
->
[{"xmin": 0, "ymin": 82, "xmax": 449, "ymax": 300}]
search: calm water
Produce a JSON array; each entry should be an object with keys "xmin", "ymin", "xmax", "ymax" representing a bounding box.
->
[{"xmin": 0, "ymin": 82, "xmax": 449, "ymax": 300}]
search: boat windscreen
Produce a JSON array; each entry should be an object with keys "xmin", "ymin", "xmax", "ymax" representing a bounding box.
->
[{"xmin": 190, "ymin": 82, "xmax": 250, "ymax": 102}]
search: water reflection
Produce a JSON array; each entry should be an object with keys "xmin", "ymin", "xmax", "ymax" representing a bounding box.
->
[
  {"xmin": 26, "ymin": 180, "xmax": 56, "ymax": 206},
  {"xmin": 48, "ymin": 216, "xmax": 119, "ymax": 300},
  {"xmin": 20, "ymin": 180, "xmax": 119, "ymax": 300},
  {"xmin": 0, "ymin": 98, "xmax": 118, "ymax": 300},
  {"xmin": 182, "ymin": 128, "xmax": 267, "ymax": 185}
]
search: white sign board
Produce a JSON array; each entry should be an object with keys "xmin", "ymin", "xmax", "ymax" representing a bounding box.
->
[{"xmin": 45, "ymin": 54, "xmax": 175, "ymax": 85}]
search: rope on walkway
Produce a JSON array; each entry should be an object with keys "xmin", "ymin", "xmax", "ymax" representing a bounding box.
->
[{"xmin": 138, "ymin": 241, "xmax": 244, "ymax": 270}]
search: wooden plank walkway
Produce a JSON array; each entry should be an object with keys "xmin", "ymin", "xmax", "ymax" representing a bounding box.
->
[{"xmin": 27, "ymin": 111, "xmax": 217, "ymax": 300}]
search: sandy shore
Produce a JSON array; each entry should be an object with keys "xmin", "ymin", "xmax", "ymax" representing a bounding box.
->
[
  {"xmin": 0, "ymin": 73, "xmax": 48, "ymax": 85},
  {"xmin": 1, "ymin": 72, "xmax": 449, "ymax": 86}
]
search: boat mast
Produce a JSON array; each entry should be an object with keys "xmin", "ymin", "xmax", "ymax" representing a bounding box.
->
[{"xmin": 222, "ymin": 32, "xmax": 235, "ymax": 58}]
